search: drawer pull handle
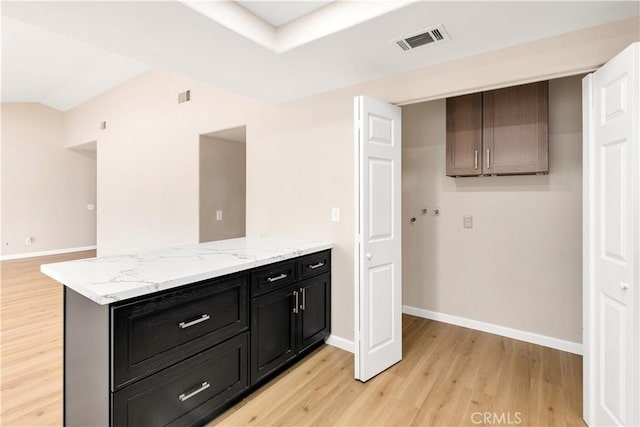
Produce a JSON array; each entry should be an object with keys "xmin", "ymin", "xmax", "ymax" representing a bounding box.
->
[
  {"xmin": 267, "ymin": 273, "xmax": 288, "ymax": 283},
  {"xmin": 178, "ymin": 381, "xmax": 210, "ymax": 402},
  {"xmin": 179, "ymin": 314, "xmax": 210, "ymax": 329},
  {"xmin": 308, "ymin": 262, "xmax": 325, "ymax": 270}
]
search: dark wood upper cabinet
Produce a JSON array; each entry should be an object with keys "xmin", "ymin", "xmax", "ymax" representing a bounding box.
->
[
  {"xmin": 446, "ymin": 81, "xmax": 549, "ymax": 177},
  {"xmin": 446, "ymin": 93, "xmax": 483, "ymax": 176},
  {"xmin": 483, "ymin": 81, "xmax": 549, "ymax": 175}
]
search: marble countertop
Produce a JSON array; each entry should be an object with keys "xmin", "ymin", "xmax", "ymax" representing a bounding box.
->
[{"xmin": 40, "ymin": 237, "xmax": 333, "ymax": 305}]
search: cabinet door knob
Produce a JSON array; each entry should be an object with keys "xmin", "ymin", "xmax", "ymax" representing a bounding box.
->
[
  {"xmin": 620, "ymin": 281, "xmax": 629, "ymax": 290},
  {"xmin": 366, "ymin": 253, "xmax": 372, "ymax": 260}
]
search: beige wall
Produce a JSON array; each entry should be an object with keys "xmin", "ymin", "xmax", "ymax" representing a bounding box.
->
[
  {"xmin": 60, "ymin": 19, "xmax": 638, "ymax": 342},
  {"xmin": 401, "ymin": 75, "xmax": 584, "ymax": 343},
  {"xmin": 1, "ymin": 103, "xmax": 96, "ymax": 256},
  {"xmin": 63, "ymin": 69, "xmax": 264, "ymax": 256},
  {"xmin": 199, "ymin": 135, "xmax": 246, "ymax": 242}
]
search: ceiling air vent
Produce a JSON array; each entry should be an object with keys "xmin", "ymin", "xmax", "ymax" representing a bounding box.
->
[{"xmin": 392, "ymin": 25, "xmax": 450, "ymax": 52}]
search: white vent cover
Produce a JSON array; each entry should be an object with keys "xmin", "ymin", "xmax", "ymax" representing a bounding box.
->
[{"xmin": 392, "ymin": 25, "xmax": 450, "ymax": 52}]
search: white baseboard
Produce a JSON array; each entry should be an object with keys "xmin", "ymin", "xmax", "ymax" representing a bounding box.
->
[
  {"xmin": 403, "ymin": 305, "xmax": 583, "ymax": 355},
  {"xmin": 326, "ymin": 334, "xmax": 355, "ymax": 353},
  {"xmin": 0, "ymin": 245, "xmax": 97, "ymax": 261}
]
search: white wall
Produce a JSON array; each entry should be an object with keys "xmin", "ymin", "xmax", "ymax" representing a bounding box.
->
[
  {"xmin": 60, "ymin": 19, "xmax": 638, "ymax": 342},
  {"xmin": 199, "ymin": 135, "xmax": 246, "ymax": 242},
  {"xmin": 1, "ymin": 103, "xmax": 96, "ymax": 257},
  {"xmin": 401, "ymin": 76, "xmax": 584, "ymax": 344}
]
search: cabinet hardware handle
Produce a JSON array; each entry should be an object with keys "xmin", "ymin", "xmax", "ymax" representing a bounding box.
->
[
  {"xmin": 308, "ymin": 262, "xmax": 325, "ymax": 270},
  {"xmin": 178, "ymin": 381, "xmax": 210, "ymax": 402},
  {"xmin": 486, "ymin": 149, "xmax": 490, "ymax": 169},
  {"xmin": 267, "ymin": 273, "xmax": 287, "ymax": 282},
  {"xmin": 474, "ymin": 150, "xmax": 478, "ymax": 169},
  {"xmin": 293, "ymin": 291, "xmax": 299, "ymax": 314},
  {"xmin": 179, "ymin": 314, "xmax": 210, "ymax": 329},
  {"xmin": 301, "ymin": 288, "xmax": 306, "ymax": 311},
  {"xmin": 620, "ymin": 281, "xmax": 629, "ymax": 290}
]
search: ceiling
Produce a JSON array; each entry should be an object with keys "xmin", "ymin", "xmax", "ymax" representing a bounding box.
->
[
  {"xmin": 1, "ymin": 1, "xmax": 638, "ymax": 111},
  {"xmin": 236, "ymin": 1, "xmax": 332, "ymax": 27}
]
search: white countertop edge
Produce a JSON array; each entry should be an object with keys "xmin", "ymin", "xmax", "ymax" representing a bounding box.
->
[{"xmin": 41, "ymin": 241, "xmax": 333, "ymax": 305}]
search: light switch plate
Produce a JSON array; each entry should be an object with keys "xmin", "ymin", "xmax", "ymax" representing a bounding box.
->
[
  {"xmin": 216, "ymin": 210, "xmax": 223, "ymax": 221},
  {"xmin": 463, "ymin": 215, "xmax": 473, "ymax": 229},
  {"xmin": 87, "ymin": 204, "xmax": 95, "ymax": 211},
  {"xmin": 331, "ymin": 207, "xmax": 340, "ymax": 222}
]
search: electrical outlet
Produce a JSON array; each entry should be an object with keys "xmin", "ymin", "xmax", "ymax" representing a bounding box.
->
[
  {"xmin": 25, "ymin": 237, "xmax": 33, "ymax": 246},
  {"xmin": 87, "ymin": 204, "xmax": 95, "ymax": 211},
  {"xmin": 216, "ymin": 210, "xmax": 223, "ymax": 221},
  {"xmin": 463, "ymin": 215, "xmax": 473, "ymax": 229}
]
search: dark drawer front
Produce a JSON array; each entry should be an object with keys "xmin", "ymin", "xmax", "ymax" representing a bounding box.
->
[
  {"xmin": 112, "ymin": 274, "xmax": 248, "ymax": 390},
  {"xmin": 250, "ymin": 261, "xmax": 297, "ymax": 297},
  {"xmin": 298, "ymin": 251, "xmax": 331, "ymax": 279},
  {"xmin": 113, "ymin": 332, "xmax": 249, "ymax": 427}
]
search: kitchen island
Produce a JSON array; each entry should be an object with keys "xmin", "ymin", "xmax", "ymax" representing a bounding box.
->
[{"xmin": 41, "ymin": 237, "xmax": 333, "ymax": 427}]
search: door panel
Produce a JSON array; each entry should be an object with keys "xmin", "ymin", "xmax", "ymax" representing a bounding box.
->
[
  {"xmin": 368, "ymin": 158, "xmax": 393, "ymax": 241},
  {"xmin": 355, "ymin": 96, "xmax": 402, "ymax": 382},
  {"xmin": 368, "ymin": 263, "xmax": 393, "ymax": 351},
  {"xmin": 584, "ymin": 42, "xmax": 638, "ymax": 427}
]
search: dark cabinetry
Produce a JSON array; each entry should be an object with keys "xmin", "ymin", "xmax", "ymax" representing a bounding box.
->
[
  {"xmin": 113, "ymin": 333, "xmax": 249, "ymax": 427},
  {"xmin": 446, "ymin": 81, "xmax": 549, "ymax": 177},
  {"xmin": 64, "ymin": 250, "xmax": 331, "ymax": 427},
  {"xmin": 250, "ymin": 253, "xmax": 331, "ymax": 385},
  {"xmin": 446, "ymin": 93, "xmax": 483, "ymax": 176}
]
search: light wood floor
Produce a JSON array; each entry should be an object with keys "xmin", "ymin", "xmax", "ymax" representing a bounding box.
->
[{"xmin": 1, "ymin": 252, "xmax": 585, "ymax": 427}]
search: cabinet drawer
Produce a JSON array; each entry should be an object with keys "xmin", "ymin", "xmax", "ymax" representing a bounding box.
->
[
  {"xmin": 298, "ymin": 251, "xmax": 331, "ymax": 279},
  {"xmin": 112, "ymin": 274, "xmax": 248, "ymax": 390},
  {"xmin": 250, "ymin": 261, "xmax": 297, "ymax": 297},
  {"xmin": 113, "ymin": 332, "xmax": 249, "ymax": 427}
]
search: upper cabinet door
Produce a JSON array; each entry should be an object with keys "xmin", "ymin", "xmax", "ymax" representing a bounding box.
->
[
  {"xmin": 446, "ymin": 93, "xmax": 483, "ymax": 176},
  {"xmin": 482, "ymin": 81, "xmax": 549, "ymax": 175}
]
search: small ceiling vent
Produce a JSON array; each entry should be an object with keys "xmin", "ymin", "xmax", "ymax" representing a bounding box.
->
[{"xmin": 392, "ymin": 25, "xmax": 450, "ymax": 52}]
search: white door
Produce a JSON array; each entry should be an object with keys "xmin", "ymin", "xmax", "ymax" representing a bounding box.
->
[
  {"xmin": 354, "ymin": 96, "xmax": 402, "ymax": 382},
  {"xmin": 583, "ymin": 42, "xmax": 639, "ymax": 427}
]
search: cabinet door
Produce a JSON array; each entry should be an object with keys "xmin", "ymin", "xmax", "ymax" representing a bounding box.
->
[
  {"xmin": 483, "ymin": 81, "xmax": 549, "ymax": 175},
  {"xmin": 446, "ymin": 93, "xmax": 483, "ymax": 176},
  {"xmin": 297, "ymin": 273, "xmax": 331, "ymax": 353},
  {"xmin": 251, "ymin": 285, "xmax": 297, "ymax": 385}
]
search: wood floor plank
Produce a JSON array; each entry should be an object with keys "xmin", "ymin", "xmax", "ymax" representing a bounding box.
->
[{"xmin": 2, "ymin": 252, "xmax": 585, "ymax": 427}]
